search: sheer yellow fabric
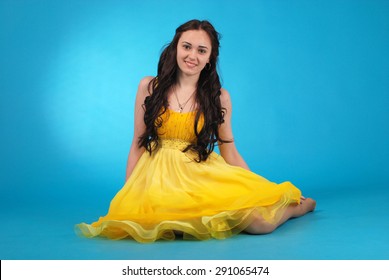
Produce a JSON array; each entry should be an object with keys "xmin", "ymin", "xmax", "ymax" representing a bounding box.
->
[{"xmin": 76, "ymin": 109, "xmax": 301, "ymax": 242}]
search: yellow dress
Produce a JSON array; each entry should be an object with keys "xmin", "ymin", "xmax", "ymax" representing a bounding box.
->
[{"xmin": 76, "ymin": 109, "xmax": 301, "ymax": 242}]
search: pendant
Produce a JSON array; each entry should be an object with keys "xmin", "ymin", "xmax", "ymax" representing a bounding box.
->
[{"xmin": 179, "ymin": 106, "xmax": 183, "ymax": 113}]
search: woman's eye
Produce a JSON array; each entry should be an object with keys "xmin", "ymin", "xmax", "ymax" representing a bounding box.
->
[
  {"xmin": 199, "ymin": 49, "xmax": 206, "ymax": 54},
  {"xmin": 183, "ymin": 45, "xmax": 191, "ymax": 50}
]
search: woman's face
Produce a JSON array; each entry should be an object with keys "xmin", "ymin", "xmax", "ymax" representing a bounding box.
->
[{"xmin": 176, "ymin": 29, "xmax": 212, "ymax": 77}]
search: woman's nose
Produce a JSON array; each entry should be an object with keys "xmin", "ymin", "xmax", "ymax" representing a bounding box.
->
[{"xmin": 187, "ymin": 49, "xmax": 197, "ymax": 60}]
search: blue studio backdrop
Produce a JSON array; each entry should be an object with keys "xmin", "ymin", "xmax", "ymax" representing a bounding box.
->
[{"xmin": 0, "ymin": 0, "xmax": 388, "ymax": 259}]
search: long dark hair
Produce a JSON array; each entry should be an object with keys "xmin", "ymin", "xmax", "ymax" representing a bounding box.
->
[{"xmin": 138, "ymin": 19, "xmax": 229, "ymax": 162}]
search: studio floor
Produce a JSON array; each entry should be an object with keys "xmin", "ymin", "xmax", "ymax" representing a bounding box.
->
[{"xmin": 0, "ymin": 184, "xmax": 388, "ymax": 260}]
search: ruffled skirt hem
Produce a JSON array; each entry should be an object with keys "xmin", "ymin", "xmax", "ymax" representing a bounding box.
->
[{"xmin": 75, "ymin": 201, "xmax": 296, "ymax": 243}]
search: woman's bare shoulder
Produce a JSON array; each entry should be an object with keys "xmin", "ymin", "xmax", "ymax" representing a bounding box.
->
[
  {"xmin": 139, "ymin": 76, "xmax": 155, "ymax": 88},
  {"xmin": 220, "ymin": 88, "xmax": 232, "ymax": 109},
  {"xmin": 137, "ymin": 76, "xmax": 155, "ymax": 96}
]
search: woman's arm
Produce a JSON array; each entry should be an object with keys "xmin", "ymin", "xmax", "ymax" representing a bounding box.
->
[
  {"xmin": 218, "ymin": 89, "xmax": 250, "ymax": 170},
  {"xmin": 125, "ymin": 76, "xmax": 153, "ymax": 181}
]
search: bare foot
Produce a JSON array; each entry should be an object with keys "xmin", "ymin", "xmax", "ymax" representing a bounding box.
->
[{"xmin": 297, "ymin": 197, "xmax": 316, "ymax": 216}]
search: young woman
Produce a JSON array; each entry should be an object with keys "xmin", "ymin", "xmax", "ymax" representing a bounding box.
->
[{"xmin": 76, "ymin": 19, "xmax": 316, "ymax": 243}]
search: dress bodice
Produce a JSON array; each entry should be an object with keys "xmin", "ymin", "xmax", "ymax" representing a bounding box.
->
[{"xmin": 158, "ymin": 109, "xmax": 204, "ymax": 144}]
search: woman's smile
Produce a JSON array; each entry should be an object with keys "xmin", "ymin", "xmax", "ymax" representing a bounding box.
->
[{"xmin": 184, "ymin": 60, "xmax": 197, "ymax": 68}]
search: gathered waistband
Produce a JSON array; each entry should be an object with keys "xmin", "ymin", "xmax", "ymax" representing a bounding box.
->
[{"xmin": 160, "ymin": 139, "xmax": 192, "ymax": 150}]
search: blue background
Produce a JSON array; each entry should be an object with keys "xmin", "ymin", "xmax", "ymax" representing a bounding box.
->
[{"xmin": 1, "ymin": 0, "xmax": 388, "ymax": 260}]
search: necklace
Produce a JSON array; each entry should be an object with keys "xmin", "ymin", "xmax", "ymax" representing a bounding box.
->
[{"xmin": 173, "ymin": 87, "xmax": 196, "ymax": 113}]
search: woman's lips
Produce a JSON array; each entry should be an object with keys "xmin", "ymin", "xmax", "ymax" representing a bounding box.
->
[{"xmin": 185, "ymin": 60, "xmax": 197, "ymax": 68}]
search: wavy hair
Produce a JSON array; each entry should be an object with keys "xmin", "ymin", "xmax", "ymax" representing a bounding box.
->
[{"xmin": 138, "ymin": 19, "xmax": 229, "ymax": 162}]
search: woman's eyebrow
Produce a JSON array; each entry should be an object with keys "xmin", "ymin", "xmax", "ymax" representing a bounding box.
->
[{"xmin": 182, "ymin": 41, "xmax": 209, "ymax": 49}]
